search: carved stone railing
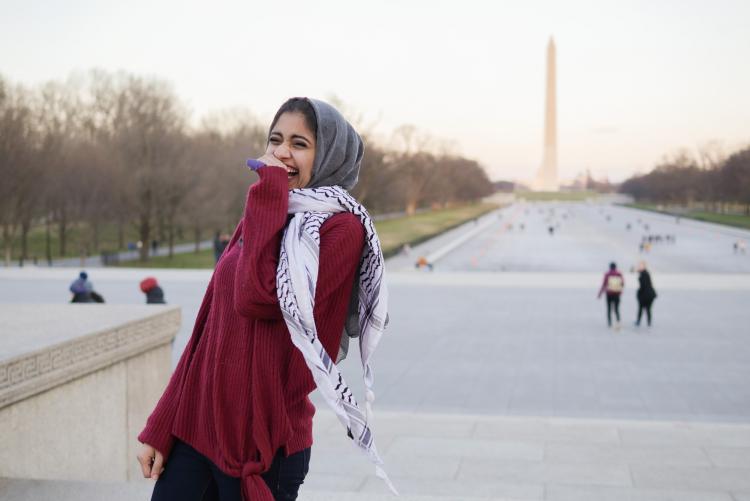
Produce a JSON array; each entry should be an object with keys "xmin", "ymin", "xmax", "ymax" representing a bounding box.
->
[{"xmin": 0, "ymin": 304, "xmax": 180, "ymax": 482}]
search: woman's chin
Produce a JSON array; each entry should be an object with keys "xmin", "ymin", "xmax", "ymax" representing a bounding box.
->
[{"xmin": 287, "ymin": 177, "xmax": 309, "ymax": 190}]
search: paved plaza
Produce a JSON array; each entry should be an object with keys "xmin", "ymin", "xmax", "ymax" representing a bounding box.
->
[{"xmin": 1, "ymin": 202, "xmax": 749, "ymax": 500}]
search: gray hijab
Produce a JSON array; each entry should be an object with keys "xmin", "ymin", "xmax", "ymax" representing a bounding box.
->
[{"xmin": 304, "ymin": 98, "xmax": 364, "ymax": 190}]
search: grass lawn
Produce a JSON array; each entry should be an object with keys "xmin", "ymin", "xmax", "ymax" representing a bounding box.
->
[
  {"xmin": 684, "ymin": 211, "xmax": 750, "ymax": 230},
  {"xmin": 118, "ymin": 203, "xmax": 499, "ymax": 269},
  {"xmin": 115, "ymin": 249, "xmax": 217, "ymax": 269},
  {"xmin": 515, "ymin": 190, "xmax": 596, "ymax": 202},
  {"xmin": 625, "ymin": 203, "xmax": 750, "ymax": 230},
  {"xmin": 8, "ymin": 221, "xmax": 203, "ymax": 262}
]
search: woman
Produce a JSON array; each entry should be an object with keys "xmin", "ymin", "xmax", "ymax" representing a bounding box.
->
[
  {"xmin": 635, "ymin": 261, "xmax": 657, "ymax": 327},
  {"xmin": 137, "ymin": 98, "xmax": 392, "ymax": 501}
]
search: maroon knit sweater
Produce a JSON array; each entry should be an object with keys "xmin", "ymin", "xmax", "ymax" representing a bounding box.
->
[{"xmin": 138, "ymin": 167, "xmax": 365, "ymax": 500}]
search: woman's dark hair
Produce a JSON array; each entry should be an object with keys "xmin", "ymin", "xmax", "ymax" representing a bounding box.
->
[
  {"xmin": 269, "ymin": 98, "xmax": 317, "ymax": 139},
  {"xmin": 609, "ymin": 262, "xmax": 617, "ymax": 270}
]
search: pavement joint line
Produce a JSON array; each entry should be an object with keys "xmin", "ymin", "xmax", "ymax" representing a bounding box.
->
[
  {"xmin": 317, "ymin": 409, "xmax": 750, "ymax": 433},
  {"xmin": 386, "ymin": 271, "xmax": 750, "ymax": 290}
]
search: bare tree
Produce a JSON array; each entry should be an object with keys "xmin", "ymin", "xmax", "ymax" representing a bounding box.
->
[
  {"xmin": 97, "ymin": 74, "xmax": 188, "ymax": 262},
  {"xmin": 0, "ymin": 78, "xmax": 38, "ymax": 266}
]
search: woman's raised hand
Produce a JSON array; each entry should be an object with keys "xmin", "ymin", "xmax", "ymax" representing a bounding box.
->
[
  {"xmin": 137, "ymin": 443, "xmax": 165, "ymax": 480},
  {"xmin": 255, "ymin": 153, "xmax": 287, "ymax": 170}
]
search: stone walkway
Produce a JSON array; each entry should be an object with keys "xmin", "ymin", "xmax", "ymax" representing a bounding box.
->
[
  {"xmin": 303, "ymin": 410, "xmax": 750, "ymax": 500},
  {"xmin": 5, "ymin": 410, "xmax": 748, "ymax": 500},
  {"xmin": 1, "ymin": 202, "xmax": 749, "ymax": 499}
]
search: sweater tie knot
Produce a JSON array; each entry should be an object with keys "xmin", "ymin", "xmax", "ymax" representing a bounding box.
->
[{"xmin": 241, "ymin": 460, "xmax": 274, "ymax": 501}]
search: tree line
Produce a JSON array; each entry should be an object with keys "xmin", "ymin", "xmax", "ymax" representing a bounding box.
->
[
  {"xmin": 0, "ymin": 71, "xmax": 493, "ymax": 265},
  {"xmin": 619, "ymin": 145, "xmax": 750, "ymax": 213}
]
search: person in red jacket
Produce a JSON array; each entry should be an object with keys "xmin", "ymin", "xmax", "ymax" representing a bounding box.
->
[
  {"xmin": 597, "ymin": 261, "xmax": 624, "ymax": 330},
  {"xmin": 136, "ymin": 98, "xmax": 387, "ymax": 501}
]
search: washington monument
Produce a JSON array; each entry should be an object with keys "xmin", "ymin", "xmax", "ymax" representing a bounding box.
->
[{"xmin": 534, "ymin": 37, "xmax": 559, "ymax": 191}]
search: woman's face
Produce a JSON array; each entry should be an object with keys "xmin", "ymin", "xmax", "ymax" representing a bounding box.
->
[{"xmin": 266, "ymin": 111, "xmax": 316, "ymax": 190}]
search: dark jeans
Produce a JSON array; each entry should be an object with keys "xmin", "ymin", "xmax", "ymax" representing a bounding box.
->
[
  {"xmin": 636, "ymin": 299, "xmax": 653, "ymax": 326},
  {"xmin": 151, "ymin": 439, "xmax": 311, "ymax": 501},
  {"xmin": 606, "ymin": 294, "xmax": 621, "ymax": 326}
]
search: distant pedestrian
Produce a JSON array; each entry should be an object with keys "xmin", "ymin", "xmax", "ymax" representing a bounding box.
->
[
  {"xmin": 69, "ymin": 271, "xmax": 94, "ymax": 303},
  {"xmin": 69, "ymin": 271, "xmax": 104, "ymax": 303},
  {"xmin": 213, "ymin": 231, "xmax": 222, "ymax": 260},
  {"xmin": 635, "ymin": 261, "xmax": 656, "ymax": 328},
  {"xmin": 598, "ymin": 262, "xmax": 624, "ymax": 330},
  {"xmin": 214, "ymin": 232, "xmax": 231, "ymax": 263},
  {"xmin": 140, "ymin": 277, "xmax": 167, "ymax": 304},
  {"xmin": 151, "ymin": 239, "xmax": 159, "ymax": 256},
  {"xmin": 415, "ymin": 255, "xmax": 433, "ymax": 271}
]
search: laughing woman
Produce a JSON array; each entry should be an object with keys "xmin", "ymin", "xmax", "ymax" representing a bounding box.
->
[{"xmin": 136, "ymin": 98, "xmax": 393, "ymax": 501}]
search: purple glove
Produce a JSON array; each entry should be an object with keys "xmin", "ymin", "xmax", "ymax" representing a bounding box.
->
[{"xmin": 246, "ymin": 159, "xmax": 265, "ymax": 171}]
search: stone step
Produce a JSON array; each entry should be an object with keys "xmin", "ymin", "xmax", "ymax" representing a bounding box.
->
[
  {"xmin": 0, "ymin": 478, "xmax": 516, "ymax": 501},
  {"xmin": 0, "ymin": 477, "xmax": 152, "ymax": 501},
  {"xmin": 301, "ymin": 493, "xmax": 514, "ymax": 501}
]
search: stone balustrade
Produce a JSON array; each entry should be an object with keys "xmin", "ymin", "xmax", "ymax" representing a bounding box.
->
[{"xmin": 0, "ymin": 304, "xmax": 179, "ymax": 483}]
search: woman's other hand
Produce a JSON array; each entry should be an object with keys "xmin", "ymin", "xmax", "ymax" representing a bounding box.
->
[{"xmin": 137, "ymin": 443, "xmax": 165, "ymax": 480}]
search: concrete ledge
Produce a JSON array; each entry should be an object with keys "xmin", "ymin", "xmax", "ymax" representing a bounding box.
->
[
  {"xmin": 0, "ymin": 477, "xmax": 513, "ymax": 501},
  {"xmin": 0, "ymin": 305, "xmax": 179, "ymax": 482},
  {"xmin": 0, "ymin": 304, "xmax": 180, "ymax": 409}
]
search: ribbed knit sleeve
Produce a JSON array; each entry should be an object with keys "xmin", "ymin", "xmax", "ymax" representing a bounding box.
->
[
  {"xmin": 137, "ymin": 279, "xmax": 215, "ymax": 459},
  {"xmin": 234, "ymin": 167, "xmax": 289, "ymax": 320}
]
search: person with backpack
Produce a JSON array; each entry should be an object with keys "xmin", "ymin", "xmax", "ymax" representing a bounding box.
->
[{"xmin": 597, "ymin": 262, "xmax": 624, "ymax": 330}]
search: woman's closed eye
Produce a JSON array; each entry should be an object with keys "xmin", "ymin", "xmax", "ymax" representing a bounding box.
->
[{"xmin": 268, "ymin": 135, "xmax": 309, "ymax": 149}]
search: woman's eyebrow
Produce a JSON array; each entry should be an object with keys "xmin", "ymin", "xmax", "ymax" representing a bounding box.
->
[{"xmin": 291, "ymin": 134, "xmax": 312, "ymax": 143}]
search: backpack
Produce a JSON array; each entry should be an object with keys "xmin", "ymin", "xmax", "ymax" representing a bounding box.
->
[{"xmin": 606, "ymin": 275, "xmax": 623, "ymax": 293}]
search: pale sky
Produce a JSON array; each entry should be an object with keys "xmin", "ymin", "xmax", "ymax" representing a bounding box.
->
[{"xmin": 2, "ymin": 0, "xmax": 749, "ymax": 182}]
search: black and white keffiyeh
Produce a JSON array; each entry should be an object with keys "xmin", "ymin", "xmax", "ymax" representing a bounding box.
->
[{"xmin": 277, "ymin": 185, "xmax": 396, "ymax": 494}]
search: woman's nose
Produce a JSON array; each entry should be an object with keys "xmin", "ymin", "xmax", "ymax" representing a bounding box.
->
[{"xmin": 273, "ymin": 143, "xmax": 291, "ymax": 159}]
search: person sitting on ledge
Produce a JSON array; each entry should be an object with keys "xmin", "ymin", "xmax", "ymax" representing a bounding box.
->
[{"xmin": 140, "ymin": 277, "xmax": 167, "ymax": 304}]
